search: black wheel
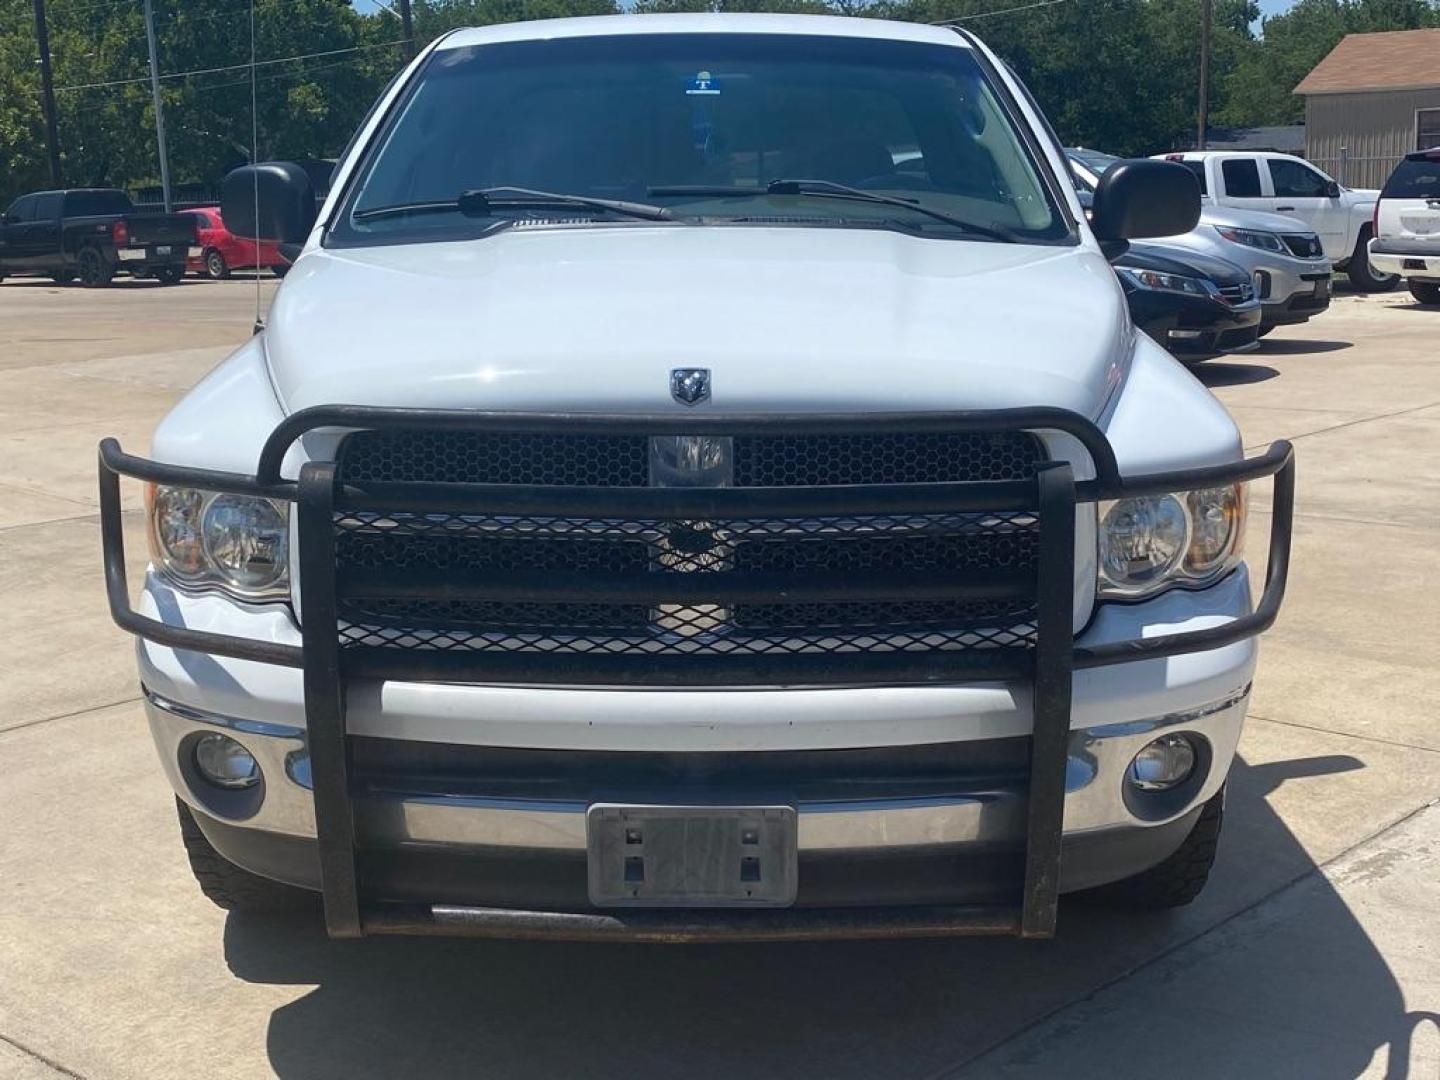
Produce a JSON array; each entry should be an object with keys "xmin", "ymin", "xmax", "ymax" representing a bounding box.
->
[
  {"xmin": 204, "ymin": 248, "xmax": 230, "ymax": 280},
  {"xmin": 1409, "ymin": 280, "xmax": 1440, "ymax": 306},
  {"xmin": 176, "ymin": 798, "xmax": 316, "ymax": 912},
  {"xmin": 154, "ymin": 266, "xmax": 184, "ymax": 285},
  {"xmin": 271, "ymin": 264, "xmax": 289, "ymax": 278},
  {"xmin": 76, "ymin": 245, "xmax": 115, "ymax": 288},
  {"xmin": 1077, "ymin": 787, "xmax": 1225, "ymax": 909},
  {"xmin": 51, "ymin": 271, "xmax": 75, "ymax": 285},
  {"xmin": 1256, "ymin": 325, "xmax": 1276, "ymax": 339},
  {"xmin": 1345, "ymin": 228, "xmax": 1400, "ymax": 292}
]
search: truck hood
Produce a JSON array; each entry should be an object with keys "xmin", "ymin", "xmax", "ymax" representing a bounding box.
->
[{"xmin": 265, "ymin": 226, "xmax": 1128, "ymax": 419}]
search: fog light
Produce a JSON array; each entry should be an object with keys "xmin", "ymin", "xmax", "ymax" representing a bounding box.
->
[
  {"xmin": 1127, "ymin": 734, "xmax": 1196, "ymax": 791},
  {"xmin": 193, "ymin": 733, "xmax": 259, "ymax": 789}
]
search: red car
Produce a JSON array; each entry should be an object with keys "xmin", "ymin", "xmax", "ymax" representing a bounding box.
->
[{"xmin": 180, "ymin": 206, "xmax": 287, "ymax": 279}]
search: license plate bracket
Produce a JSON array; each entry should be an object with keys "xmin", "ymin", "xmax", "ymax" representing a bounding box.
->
[{"xmin": 587, "ymin": 804, "xmax": 798, "ymax": 908}]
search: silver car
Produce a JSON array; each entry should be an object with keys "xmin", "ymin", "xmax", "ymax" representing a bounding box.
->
[{"xmin": 1069, "ymin": 148, "xmax": 1334, "ymax": 334}]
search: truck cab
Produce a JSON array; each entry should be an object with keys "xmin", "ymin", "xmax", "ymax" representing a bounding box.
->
[
  {"xmin": 96, "ymin": 15, "xmax": 1294, "ymax": 942},
  {"xmin": 1158, "ymin": 151, "xmax": 1397, "ymax": 291}
]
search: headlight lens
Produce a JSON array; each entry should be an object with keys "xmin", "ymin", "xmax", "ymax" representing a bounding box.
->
[
  {"xmin": 1099, "ymin": 495, "xmax": 1189, "ymax": 593},
  {"xmin": 1116, "ymin": 267, "xmax": 1210, "ymax": 296},
  {"xmin": 1098, "ymin": 483, "xmax": 1246, "ymax": 599},
  {"xmin": 150, "ymin": 485, "xmax": 208, "ymax": 580},
  {"xmin": 1185, "ymin": 485, "xmax": 1246, "ymax": 574},
  {"xmin": 1215, "ymin": 226, "xmax": 1286, "ymax": 253},
  {"xmin": 202, "ymin": 494, "xmax": 289, "ymax": 592},
  {"xmin": 146, "ymin": 485, "xmax": 290, "ymax": 601}
]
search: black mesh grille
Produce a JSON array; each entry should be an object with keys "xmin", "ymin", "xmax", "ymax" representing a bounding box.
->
[
  {"xmin": 333, "ymin": 508, "xmax": 1040, "ymax": 662},
  {"xmin": 732, "ymin": 432, "xmax": 1042, "ymax": 486},
  {"xmin": 337, "ymin": 430, "xmax": 1044, "ymax": 488},
  {"xmin": 338, "ymin": 431, "xmax": 650, "ymax": 487},
  {"xmin": 330, "ymin": 429, "xmax": 1047, "ymax": 682}
]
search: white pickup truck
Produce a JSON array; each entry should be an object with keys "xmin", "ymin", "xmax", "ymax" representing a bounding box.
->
[
  {"xmin": 97, "ymin": 14, "xmax": 1293, "ymax": 942},
  {"xmin": 1158, "ymin": 150, "xmax": 1398, "ymax": 291}
]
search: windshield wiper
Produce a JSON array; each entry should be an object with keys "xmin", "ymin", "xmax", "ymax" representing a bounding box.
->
[
  {"xmin": 648, "ymin": 179, "xmax": 1017, "ymax": 241},
  {"xmin": 354, "ymin": 187, "xmax": 674, "ymax": 223}
]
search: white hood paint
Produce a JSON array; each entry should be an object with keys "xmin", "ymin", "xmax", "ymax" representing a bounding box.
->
[{"xmin": 264, "ymin": 226, "xmax": 1129, "ymax": 419}]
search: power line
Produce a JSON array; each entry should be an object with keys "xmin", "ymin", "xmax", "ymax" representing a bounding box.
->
[
  {"xmin": 52, "ymin": 37, "xmax": 408, "ymax": 91},
  {"xmin": 931, "ymin": 0, "xmax": 1071, "ymax": 24}
]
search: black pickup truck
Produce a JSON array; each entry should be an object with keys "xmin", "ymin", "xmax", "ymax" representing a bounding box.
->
[{"xmin": 0, "ymin": 188, "xmax": 197, "ymax": 287}]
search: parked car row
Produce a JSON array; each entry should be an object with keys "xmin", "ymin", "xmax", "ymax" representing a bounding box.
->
[
  {"xmin": 1070, "ymin": 148, "xmax": 1326, "ymax": 362},
  {"xmin": 0, "ymin": 190, "xmax": 290, "ymax": 286},
  {"xmin": 1065, "ymin": 145, "xmax": 1440, "ymax": 365}
]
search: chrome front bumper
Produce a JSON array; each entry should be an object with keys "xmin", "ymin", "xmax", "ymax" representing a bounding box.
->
[{"xmin": 147, "ymin": 684, "xmax": 1248, "ymax": 862}]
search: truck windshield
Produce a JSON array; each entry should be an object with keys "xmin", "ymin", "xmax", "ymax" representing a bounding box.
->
[{"xmin": 335, "ymin": 33, "xmax": 1068, "ymax": 246}]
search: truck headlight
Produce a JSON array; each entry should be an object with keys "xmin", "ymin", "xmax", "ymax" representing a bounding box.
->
[
  {"xmin": 1116, "ymin": 267, "xmax": 1210, "ymax": 296},
  {"xmin": 1214, "ymin": 226, "xmax": 1286, "ymax": 253},
  {"xmin": 1098, "ymin": 483, "xmax": 1245, "ymax": 599},
  {"xmin": 146, "ymin": 485, "xmax": 290, "ymax": 601}
]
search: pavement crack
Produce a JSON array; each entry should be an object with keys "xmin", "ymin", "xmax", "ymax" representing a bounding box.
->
[
  {"xmin": 0, "ymin": 696, "xmax": 142, "ymax": 737},
  {"xmin": 920, "ymin": 799, "xmax": 1440, "ymax": 1080},
  {"xmin": 1250, "ymin": 398, "xmax": 1440, "ymax": 450},
  {"xmin": 0, "ymin": 1032, "xmax": 88, "ymax": 1079},
  {"xmin": 1249, "ymin": 713, "xmax": 1440, "ymax": 756}
]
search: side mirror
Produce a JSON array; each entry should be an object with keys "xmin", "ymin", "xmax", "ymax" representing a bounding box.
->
[
  {"xmin": 221, "ymin": 162, "xmax": 316, "ymax": 243},
  {"xmin": 1090, "ymin": 160, "xmax": 1201, "ymax": 260},
  {"xmin": 1325, "ymin": 180, "xmax": 1341, "ymax": 198}
]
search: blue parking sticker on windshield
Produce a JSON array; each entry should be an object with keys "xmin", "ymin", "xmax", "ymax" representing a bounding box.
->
[{"xmin": 685, "ymin": 71, "xmax": 721, "ymax": 96}]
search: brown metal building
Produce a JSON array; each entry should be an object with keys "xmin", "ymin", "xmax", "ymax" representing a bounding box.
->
[{"xmin": 1295, "ymin": 28, "xmax": 1440, "ymax": 189}]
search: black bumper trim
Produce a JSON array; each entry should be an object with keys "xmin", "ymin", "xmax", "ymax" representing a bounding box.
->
[{"xmin": 190, "ymin": 804, "xmax": 1200, "ymax": 940}]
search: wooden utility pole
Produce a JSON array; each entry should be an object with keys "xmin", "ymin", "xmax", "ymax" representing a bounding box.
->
[
  {"xmin": 398, "ymin": 0, "xmax": 415, "ymax": 60},
  {"xmin": 142, "ymin": 0, "xmax": 172, "ymax": 211},
  {"xmin": 1197, "ymin": 0, "xmax": 1211, "ymax": 149},
  {"xmin": 32, "ymin": 0, "xmax": 62, "ymax": 186}
]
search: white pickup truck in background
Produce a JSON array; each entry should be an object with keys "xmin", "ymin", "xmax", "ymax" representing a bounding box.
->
[{"xmin": 1158, "ymin": 151, "xmax": 1399, "ymax": 292}]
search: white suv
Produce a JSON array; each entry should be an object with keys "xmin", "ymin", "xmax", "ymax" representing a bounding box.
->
[{"xmin": 1369, "ymin": 149, "xmax": 1440, "ymax": 305}]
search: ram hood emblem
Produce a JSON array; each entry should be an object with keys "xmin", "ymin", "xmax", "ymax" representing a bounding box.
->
[{"xmin": 670, "ymin": 368, "xmax": 711, "ymax": 406}]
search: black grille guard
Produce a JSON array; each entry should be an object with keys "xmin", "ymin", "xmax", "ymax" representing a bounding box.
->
[{"xmin": 97, "ymin": 405, "xmax": 1294, "ymax": 942}]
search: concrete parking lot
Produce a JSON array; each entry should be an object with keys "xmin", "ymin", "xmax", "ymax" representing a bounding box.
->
[{"xmin": 1, "ymin": 276, "xmax": 1438, "ymax": 1079}]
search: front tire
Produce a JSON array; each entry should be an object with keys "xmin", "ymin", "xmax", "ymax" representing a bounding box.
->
[
  {"xmin": 51, "ymin": 271, "xmax": 75, "ymax": 285},
  {"xmin": 204, "ymin": 249, "xmax": 230, "ymax": 280},
  {"xmin": 176, "ymin": 799, "xmax": 315, "ymax": 912},
  {"xmin": 271, "ymin": 264, "xmax": 289, "ymax": 278},
  {"xmin": 1078, "ymin": 787, "xmax": 1225, "ymax": 909},
  {"xmin": 153, "ymin": 266, "xmax": 184, "ymax": 285},
  {"xmin": 76, "ymin": 246, "xmax": 115, "ymax": 288},
  {"xmin": 1409, "ymin": 280, "xmax": 1440, "ymax": 305},
  {"xmin": 1346, "ymin": 228, "xmax": 1400, "ymax": 292}
]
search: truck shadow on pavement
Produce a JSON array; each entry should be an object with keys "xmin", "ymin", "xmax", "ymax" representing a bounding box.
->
[{"xmin": 222, "ymin": 749, "xmax": 1426, "ymax": 1080}]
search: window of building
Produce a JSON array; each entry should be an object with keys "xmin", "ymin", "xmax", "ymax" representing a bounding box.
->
[
  {"xmin": 1221, "ymin": 158, "xmax": 1263, "ymax": 197},
  {"xmin": 1419, "ymin": 108, "xmax": 1440, "ymax": 151}
]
